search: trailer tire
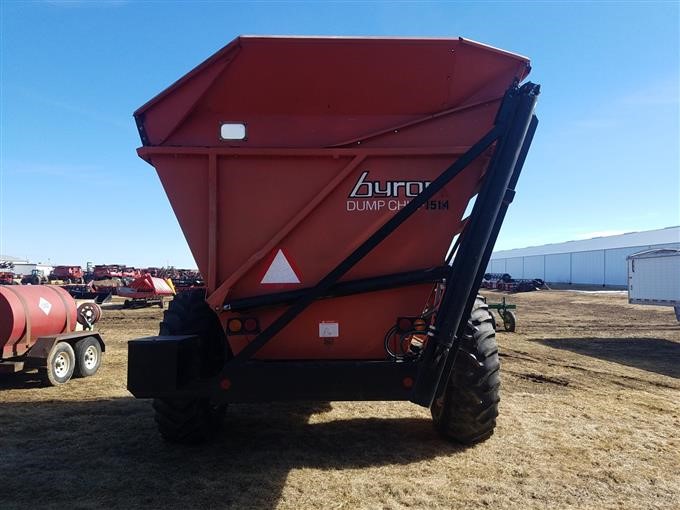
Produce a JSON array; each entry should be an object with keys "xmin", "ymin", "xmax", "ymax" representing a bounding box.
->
[
  {"xmin": 431, "ymin": 297, "xmax": 500, "ymax": 444},
  {"xmin": 44, "ymin": 341, "xmax": 76, "ymax": 386},
  {"xmin": 502, "ymin": 310, "xmax": 516, "ymax": 332},
  {"xmin": 154, "ymin": 289, "xmax": 229, "ymax": 443},
  {"xmin": 74, "ymin": 336, "xmax": 102, "ymax": 377}
]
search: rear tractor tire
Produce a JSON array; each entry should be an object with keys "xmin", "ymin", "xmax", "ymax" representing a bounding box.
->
[
  {"xmin": 431, "ymin": 297, "xmax": 500, "ymax": 444},
  {"xmin": 153, "ymin": 290, "xmax": 229, "ymax": 444}
]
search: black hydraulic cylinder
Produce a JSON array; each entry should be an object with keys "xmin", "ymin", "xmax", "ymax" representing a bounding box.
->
[{"xmin": 431, "ymin": 114, "xmax": 539, "ymax": 404}]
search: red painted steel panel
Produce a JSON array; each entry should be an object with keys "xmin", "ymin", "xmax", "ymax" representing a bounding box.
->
[
  {"xmin": 134, "ymin": 36, "xmax": 530, "ymax": 360},
  {"xmin": 137, "ymin": 37, "xmax": 528, "ymax": 149}
]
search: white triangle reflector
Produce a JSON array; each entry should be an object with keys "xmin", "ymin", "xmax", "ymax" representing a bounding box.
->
[{"xmin": 261, "ymin": 249, "xmax": 301, "ymax": 284}]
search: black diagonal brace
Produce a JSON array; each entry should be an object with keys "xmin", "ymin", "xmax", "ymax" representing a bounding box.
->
[
  {"xmin": 411, "ymin": 83, "xmax": 540, "ymax": 407},
  {"xmin": 424, "ymin": 113, "xmax": 539, "ymax": 408},
  {"xmin": 224, "ymin": 266, "xmax": 450, "ymax": 313}
]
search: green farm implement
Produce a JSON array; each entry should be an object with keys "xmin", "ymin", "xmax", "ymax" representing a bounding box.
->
[{"xmin": 487, "ymin": 297, "xmax": 517, "ymax": 332}]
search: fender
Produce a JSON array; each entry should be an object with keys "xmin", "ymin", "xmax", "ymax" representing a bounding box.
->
[{"xmin": 24, "ymin": 331, "xmax": 105, "ymax": 366}]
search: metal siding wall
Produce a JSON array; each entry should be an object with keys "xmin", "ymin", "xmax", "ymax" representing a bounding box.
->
[
  {"xmin": 12, "ymin": 264, "xmax": 53, "ymax": 277},
  {"xmin": 545, "ymin": 253, "xmax": 571, "ymax": 283},
  {"xmin": 604, "ymin": 245, "xmax": 649, "ymax": 286},
  {"xmin": 506, "ymin": 257, "xmax": 524, "ymax": 278},
  {"xmin": 491, "ymin": 237, "xmax": 680, "ymax": 286},
  {"xmin": 651, "ymin": 242, "xmax": 680, "ymax": 250},
  {"xmin": 490, "ymin": 259, "xmax": 506, "ymax": 273},
  {"xmin": 12, "ymin": 263, "xmax": 36, "ymax": 276},
  {"xmin": 523, "ymin": 255, "xmax": 545, "ymax": 280},
  {"xmin": 572, "ymin": 250, "xmax": 605, "ymax": 285}
]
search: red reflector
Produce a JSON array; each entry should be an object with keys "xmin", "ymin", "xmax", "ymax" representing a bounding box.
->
[
  {"xmin": 244, "ymin": 318, "xmax": 258, "ymax": 332},
  {"xmin": 220, "ymin": 378, "xmax": 231, "ymax": 390},
  {"xmin": 402, "ymin": 377, "xmax": 414, "ymax": 389}
]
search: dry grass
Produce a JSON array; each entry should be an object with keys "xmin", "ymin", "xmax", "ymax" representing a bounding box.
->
[{"xmin": 1, "ymin": 291, "xmax": 678, "ymax": 509}]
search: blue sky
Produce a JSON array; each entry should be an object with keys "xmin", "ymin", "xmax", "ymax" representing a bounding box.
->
[{"xmin": 1, "ymin": 1, "xmax": 678, "ymax": 268}]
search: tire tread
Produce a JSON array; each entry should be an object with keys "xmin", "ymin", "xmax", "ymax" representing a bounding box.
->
[
  {"xmin": 431, "ymin": 297, "xmax": 501, "ymax": 444},
  {"xmin": 153, "ymin": 290, "xmax": 228, "ymax": 444}
]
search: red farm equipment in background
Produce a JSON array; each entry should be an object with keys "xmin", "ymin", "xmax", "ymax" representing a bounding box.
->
[
  {"xmin": 127, "ymin": 36, "xmax": 540, "ymax": 444},
  {"xmin": 118, "ymin": 274, "xmax": 176, "ymax": 308},
  {"xmin": 0, "ymin": 261, "xmax": 15, "ymax": 285},
  {"xmin": 50, "ymin": 266, "xmax": 85, "ymax": 284},
  {"xmin": 0, "ymin": 272, "xmax": 14, "ymax": 285},
  {"xmin": 92, "ymin": 265, "xmax": 123, "ymax": 280},
  {"xmin": 121, "ymin": 267, "xmax": 142, "ymax": 280},
  {"xmin": 481, "ymin": 272, "xmax": 545, "ymax": 293}
]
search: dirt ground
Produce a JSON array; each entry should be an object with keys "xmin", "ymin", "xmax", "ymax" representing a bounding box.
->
[{"xmin": 1, "ymin": 290, "xmax": 678, "ymax": 509}]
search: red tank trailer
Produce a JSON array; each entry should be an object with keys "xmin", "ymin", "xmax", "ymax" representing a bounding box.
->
[
  {"xmin": 127, "ymin": 36, "xmax": 540, "ymax": 444},
  {"xmin": 0, "ymin": 285, "xmax": 105, "ymax": 385}
]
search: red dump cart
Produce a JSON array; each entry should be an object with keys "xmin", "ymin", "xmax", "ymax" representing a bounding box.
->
[{"xmin": 128, "ymin": 36, "xmax": 540, "ymax": 444}]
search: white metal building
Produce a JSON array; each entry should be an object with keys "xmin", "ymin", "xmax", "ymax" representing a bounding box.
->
[
  {"xmin": 0, "ymin": 254, "xmax": 27, "ymax": 264},
  {"xmin": 487, "ymin": 226, "xmax": 680, "ymax": 287},
  {"xmin": 2, "ymin": 256, "xmax": 53, "ymax": 277},
  {"xmin": 11, "ymin": 263, "xmax": 55, "ymax": 277}
]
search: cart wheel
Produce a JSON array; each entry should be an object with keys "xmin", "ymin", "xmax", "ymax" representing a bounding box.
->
[
  {"xmin": 154, "ymin": 290, "xmax": 230, "ymax": 443},
  {"xmin": 45, "ymin": 342, "xmax": 76, "ymax": 385},
  {"xmin": 74, "ymin": 337, "xmax": 102, "ymax": 377},
  {"xmin": 503, "ymin": 310, "xmax": 516, "ymax": 332},
  {"xmin": 153, "ymin": 399, "xmax": 226, "ymax": 444},
  {"xmin": 431, "ymin": 297, "xmax": 500, "ymax": 444}
]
